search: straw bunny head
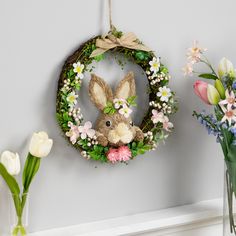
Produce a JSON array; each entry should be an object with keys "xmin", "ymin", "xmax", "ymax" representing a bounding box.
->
[{"xmin": 89, "ymin": 72, "xmax": 144, "ymax": 147}]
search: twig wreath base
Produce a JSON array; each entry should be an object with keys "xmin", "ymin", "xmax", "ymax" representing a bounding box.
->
[{"xmin": 56, "ymin": 28, "xmax": 177, "ymax": 163}]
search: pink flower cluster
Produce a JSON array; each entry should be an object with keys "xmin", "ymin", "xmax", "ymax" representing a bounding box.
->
[{"xmin": 107, "ymin": 146, "xmax": 132, "ymax": 163}]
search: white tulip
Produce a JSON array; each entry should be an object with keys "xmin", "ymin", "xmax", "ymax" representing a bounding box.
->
[
  {"xmin": 218, "ymin": 57, "xmax": 235, "ymax": 78},
  {"xmin": 29, "ymin": 131, "xmax": 53, "ymax": 158},
  {"xmin": 1, "ymin": 151, "xmax": 21, "ymax": 175}
]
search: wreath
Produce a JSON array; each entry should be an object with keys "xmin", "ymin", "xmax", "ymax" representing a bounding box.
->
[{"xmin": 56, "ymin": 28, "xmax": 178, "ymax": 163}]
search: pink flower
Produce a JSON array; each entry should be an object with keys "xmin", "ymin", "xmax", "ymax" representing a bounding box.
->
[
  {"xmin": 66, "ymin": 122, "xmax": 80, "ymax": 144},
  {"xmin": 151, "ymin": 110, "xmax": 165, "ymax": 124},
  {"xmin": 107, "ymin": 148, "xmax": 119, "ymax": 164},
  {"xmin": 221, "ymin": 106, "xmax": 236, "ymax": 126},
  {"xmin": 219, "ymin": 89, "xmax": 236, "ymax": 109},
  {"xmin": 117, "ymin": 146, "xmax": 132, "ymax": 162},
  {"xmin": 182, "ymin": 63, "xmax": 193, "ymax": 76},
  {"xmin": 162, "ymin": 116, "xmax": 174, "ymax": 131},
  {"xmin": 107, "ymin": 146, "xmax": 132, "ymax": 163},
  {"xmin": 187, "ymin": 40, "xmax": 207, "ymax": 63},
  {"xmin": 193, "ymin": 80, "xmax": 210, "ymax": 105},
  {"xmin": 78, "ymin": 121, "xmax": 95, "ymax": 139}
]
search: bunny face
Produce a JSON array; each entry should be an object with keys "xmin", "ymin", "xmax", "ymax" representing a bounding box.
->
[{"xmin": 89, "ymin": 72, "xmax": 144, "ymax": 147}]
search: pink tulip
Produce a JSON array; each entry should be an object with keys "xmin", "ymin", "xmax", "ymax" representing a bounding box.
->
[{"xmin": 193, "ymin": 80, "xmax": 210, "ymax": 105}]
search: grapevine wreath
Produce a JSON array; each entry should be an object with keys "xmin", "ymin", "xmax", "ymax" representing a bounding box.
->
[{"xmin": 56, "ymin": 28, "xmax": 178, "ymax": 163}]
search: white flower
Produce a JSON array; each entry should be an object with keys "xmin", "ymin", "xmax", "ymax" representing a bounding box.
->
[
  {"xmin": 29, "ymin": 131, "xmax": 53, "ymax": 158},
  {"xmin": 0, "ymin": 151, "xmax": 20, "ymax": 175},
  {"xmin": 118, "ymin": 104, "xmax": 132, "ymax": 118},
  {"xmin": 113, "ymin": 98, "xmax": 126, "ymax": 109},
  {"xmin": 67, "ymin": 91, "xmax": 78, "ymax": 107},
  {"xmin": 218, "ymin": 57, "xmax": 235, "ymax": 78},
  {"xmin": 149, "ymin": 57, "xmax": 160, "ymax": 73},
  {"xmin": 73, "ymin": 62, "xmax": 84, "ymax": 79},
  {"xmin": 157, "ymin": 86, "xmax": 172, "ymax": 102}
]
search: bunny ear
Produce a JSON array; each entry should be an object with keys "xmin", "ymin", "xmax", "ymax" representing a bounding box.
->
[
  {"xmin": 89, "ymin": 74, "xmax": 113, "ymax": 110},
  {"xmin": 115, "ymin": 72, "xmax": 136, "ymax": 99}
]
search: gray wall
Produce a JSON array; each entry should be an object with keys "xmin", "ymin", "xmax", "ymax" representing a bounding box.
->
[{"xmin": 1, "ymin": 0, "xmax": 234, "ymax": 233}]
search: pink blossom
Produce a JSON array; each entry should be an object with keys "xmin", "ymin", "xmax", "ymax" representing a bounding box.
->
[
  {"xmin": 193, "ymin": 80, "xmax": 210, "ymax": 105},
  {"xmin": 182, "ymin": 63, "xmax": 193, "ymax": 76},
  {"xmin": 107, "ymin": 148, "xmax": 119, "ymax": 164},
  {"xmin": 162, "ymin": 116, "xmax": 174, "ymax": 131},
  {"xmin": 78, "ymin": 121, "xmax": 95, "ymax": 139},
  {"xmin": 117, "ymin": 146, "xmax": 132, "ymax": 162},
  {"xmin": 107, "ymin": 146, "xmax": 132, "ymax": 163},
  {"xmin": 219, "ymin": 89, "xmax": 236, "ymax": 109},
  {"xmin": 66, "ymin": 122, "xmax": 80, "ymax": 144},
  {"xmin": 151, "ymin": 110, "xmax": 165, "ymax": 124},
  {"xmin": 187, "ymin": 40, "xmax": 207, "ymax": 63}
]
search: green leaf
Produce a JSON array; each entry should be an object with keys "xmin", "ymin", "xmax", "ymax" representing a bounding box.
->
[
  {"xmin": 198, "ymin": 73, "xmax": 218, "ymax": 80},
  {"xmin": 23, "ymin": 153, "xmax": 41, "ymax": 193},
  {"xmin": 67, "ymin": 69, "xmax": 75, "ymax": 78},
  {"xmin": 0, "ymin": 163, "xmax": 20, "ymax": 195},
  {"xmin": 127, "ymin": 96, "xmax": 137, "ymax": 106},
  {"xmin": 94, "ymin": 54, "xmax": 104, "ymax": 62},
  {"xmin": 0, "ymin": 163, "xmax": 21, "ymax": 216}
]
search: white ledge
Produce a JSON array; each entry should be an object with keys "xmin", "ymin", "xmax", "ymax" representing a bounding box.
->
[{"xmin": 30, "ymin": 198, "xmax": 223, "ymax": 236}]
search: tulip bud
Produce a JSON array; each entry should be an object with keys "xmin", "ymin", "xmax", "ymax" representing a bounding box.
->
[
  {"xmin": 207, "ymin": 84, "xmax": 221, "ymax": 105},
  {"xmin": 29, "ymin": 131, "xmax": 53, "ymax": 158},
  {"xmin": 218, "ymin": 57, "xmax": 235, "ymax": 78},
  {"xmin": 0, "ymin": 151, "xmax": 20, "ymax": 175},
  {"xmin": 193, "ymin": 80, "xmax": 210, "ymax": 104},
  {"xmin": 215, "ymin": 79, "xmax": 225, "ymax": 99}
]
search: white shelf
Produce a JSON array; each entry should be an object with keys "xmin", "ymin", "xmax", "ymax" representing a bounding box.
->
[{"xmin": 29, "ymin": 198, "xmax": 223, "ymax": 236}]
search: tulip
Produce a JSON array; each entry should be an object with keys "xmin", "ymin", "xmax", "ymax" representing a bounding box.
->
[
  {"xmin": 215, "ymin": 79, "xmax": 226, "ymax": 99},
  {"xmin": 193, "ymin": 80, "xmax": 210, "ymax": 104},
  {"xmin": 1, "ymin": 151, "xmax": 20, "ymax": 175},
  {"xmin": 218, "ymin": 57, "xmax": 235, "ymax": 78},
  {"xmin": 29, "ymin": 131, "xmax": 53, "ymax": 158},
  {"xmin": 207, "ymin": 84, "xmax": 221, "ymax": 105}
]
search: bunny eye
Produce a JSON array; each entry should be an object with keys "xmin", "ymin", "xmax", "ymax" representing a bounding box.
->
[
  {"xmin": 130, "ymin": 121, "xmax": 134, "ymax": 126},
  {"xmin": 106, "ymin": 121, "xmax": 112, "ymax": 127}
]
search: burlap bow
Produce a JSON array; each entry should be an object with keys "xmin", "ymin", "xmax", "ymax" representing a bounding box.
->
[{"xmin": 90, "ymin": 32, "xmax": 151, "ymax": 58}]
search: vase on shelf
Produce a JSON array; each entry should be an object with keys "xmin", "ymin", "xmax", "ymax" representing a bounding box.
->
[{"xmin": 9, "ymin": 193, "xmax": 29, "ymax": 236}]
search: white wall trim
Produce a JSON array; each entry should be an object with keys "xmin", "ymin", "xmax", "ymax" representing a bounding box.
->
[{"xmin": 29, "ymin": 199, "xmax": 223, "ymax": 236}]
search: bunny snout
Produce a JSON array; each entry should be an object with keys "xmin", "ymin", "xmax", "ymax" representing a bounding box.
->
[{"xmin": 108, "ymin": 122, "xmax": 134, "ymax": 146}]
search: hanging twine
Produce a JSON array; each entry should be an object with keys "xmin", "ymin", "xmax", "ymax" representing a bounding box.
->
[
  {"xmin": 90, "ymin": 0, "xmax": 151, "ymax": 58},
  {"xmin": 109, "ymin": 0, "xmax": 113, "ymax": 31}
]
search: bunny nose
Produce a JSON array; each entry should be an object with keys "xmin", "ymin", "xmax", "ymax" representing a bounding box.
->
[
  {"xmin": 116, "ymin": 123, "xmax": 129, "ymax": 136},
  {"xmin": 108, "ymin": 122, "xmax": 133, "ymax": 145}
]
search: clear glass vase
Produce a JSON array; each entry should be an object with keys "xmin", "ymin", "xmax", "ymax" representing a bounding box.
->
[
  {"xmin": 9, "ymin": 193, "xmax": 29, "ymax": 236},
  {"xmin": 224, "ymin": 161, "xmax": 236, "ymax": 236}
]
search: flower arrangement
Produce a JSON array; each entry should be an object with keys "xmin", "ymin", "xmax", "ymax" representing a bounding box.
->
[
  {"xmin": 184, "ymin": 41, "xmax": 236, "ymax": 234},
  {"xmin": 56, "ymin": 27, "xmax": 178, "ymax": 163},
  {"xmin": 0, "ymin": 131, "xmax": 53, "ymax": 236}
]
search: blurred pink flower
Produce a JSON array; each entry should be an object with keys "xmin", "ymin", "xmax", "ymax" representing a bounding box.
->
[
  {"xmin": 221, "ymin": 106, "xmax": 236, "ymax": 126},
  {"xmin": 117, "ymin": 146, "xmax": 131, "ymax": 162},
  {"xmin": 107, "ymin": 148, "xmax": 119, "ymax": 163},
  {"xmin": 78, "ymin": 121, "xmax": 95, "ymax": 139},
  {"xmin": 162, "ymin": 116, "xmax": 174, "ymax": 131},
  {"xmin": 107, "ymin": 146, "xmax": 132, "ymax": 163},
  {"xmin": 187, "ymin": 40, "xmax": 207, "ymax": 63},
  {"xmin": 219, "ymin": 89, "xmax": 236, "ymax": 109},
  {"xmin": 182, "ymin": 63, "xmax": 193, "ymax": 76},
  {"xmin": 66, "ymin": 122, "xmax": 80, "ymax": 144},
  {"xmin": 151, "ymin": 110, "xmax": 165, "ymax": 124},
  {"xmin": 193, "ymin": 80, "xmax": 210, "ymax": 105}
]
